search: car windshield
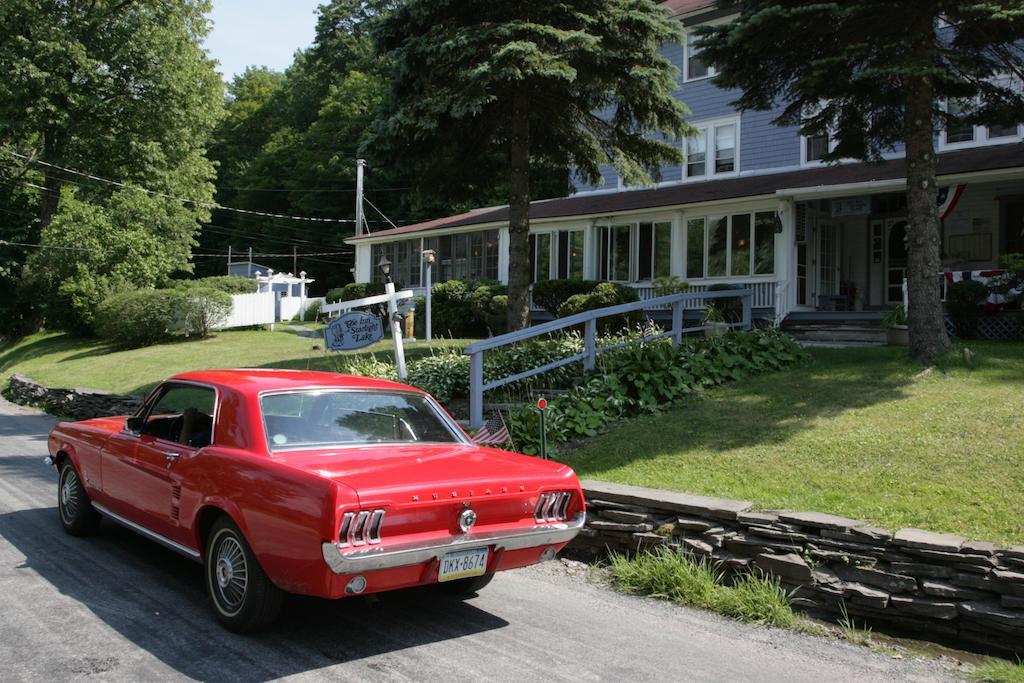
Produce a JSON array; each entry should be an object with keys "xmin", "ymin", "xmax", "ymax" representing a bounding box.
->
[{"xmin": 260, "ymin": 390, "xmax": 463, "ymax": 450}]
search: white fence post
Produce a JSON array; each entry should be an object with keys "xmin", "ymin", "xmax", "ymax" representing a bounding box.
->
[{"xmin": 469, "ymin": 351, "xmax": 484, "ymax": 429}]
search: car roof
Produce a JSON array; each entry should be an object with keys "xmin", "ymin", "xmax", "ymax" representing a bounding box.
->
[{"xmin": 169, "ymin": 369, "xmax": 423, "ymax": 396}]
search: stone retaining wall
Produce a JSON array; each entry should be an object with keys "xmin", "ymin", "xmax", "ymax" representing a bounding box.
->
[
  {"xmin": 568, "ymin": 480, "xmax": 1024, "ymax": 656},
  {"xmin": 5, "ymin": 374, "xmax": 142, "ymax": 420}
]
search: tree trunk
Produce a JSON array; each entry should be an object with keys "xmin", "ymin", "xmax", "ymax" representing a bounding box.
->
[
  {"xmin": 39, "ymin": 130, "xmax": 64, "ymax": 228},
  {"xmin": 902, "ymin": 38, "xmax": 951, "ymax": 364},
  {"xmin": 506, "ymin": 88, "xmax": 532, "ymax": 331}
]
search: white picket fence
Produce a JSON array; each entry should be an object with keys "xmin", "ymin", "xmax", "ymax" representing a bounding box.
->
[{"xmin": 279, "ymin": 295, "xmax": 325, "ymax": 322}]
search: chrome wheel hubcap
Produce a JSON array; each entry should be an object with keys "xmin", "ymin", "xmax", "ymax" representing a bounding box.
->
[
  {"xmin": 214, "ymin": 536, "xmax": 247, "ymax": 611},
  {"xmin": 60, "ymin": 470, "xmax": 79, "ymax": 521}
]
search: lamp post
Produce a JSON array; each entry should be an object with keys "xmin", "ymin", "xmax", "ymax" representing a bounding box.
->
[
  {"xmin": 422, "ymin": 249, "xmax": 436, "ymax": 342},
  {"xmin": 378, "ymin": 255, "xmax": 407, "ymax": 380}
]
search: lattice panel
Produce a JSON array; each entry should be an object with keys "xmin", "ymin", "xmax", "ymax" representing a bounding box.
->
[{"xmin": 946, "ymin": 315, "xmax": 1024, "ymax": 340}]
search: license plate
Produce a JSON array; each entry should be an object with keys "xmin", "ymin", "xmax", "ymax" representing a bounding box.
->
[{"xmin": 438, "ymin": 547, "xmax": 489, "ymax": 582}]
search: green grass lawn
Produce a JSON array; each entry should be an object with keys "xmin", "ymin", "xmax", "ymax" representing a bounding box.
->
[
  {"xmin": 562, "ymin": 341, "xmax": 1024, "ymax": 546},
  {"xmin": 0, "ymin": 326, "xmax": 470, "ymax": 397}
]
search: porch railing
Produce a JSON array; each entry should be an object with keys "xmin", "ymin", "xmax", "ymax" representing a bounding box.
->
[{"xmin": 464, "ymin": 288, "xmax": 754, "ymax": 429}]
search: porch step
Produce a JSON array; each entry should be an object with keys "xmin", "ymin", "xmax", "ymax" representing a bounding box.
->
[{"xmin": 781, "ymin": 319, "xmax": 886, "ymax": 344}]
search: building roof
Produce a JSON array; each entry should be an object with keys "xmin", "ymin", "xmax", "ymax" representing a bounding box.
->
[
  {"xmin": 347, "ymin": 144, "xmax": 1024, "ymax": 242},
  {"xmin": 660, "ymin": 0, "xmax": 717, "ymax": 17}
]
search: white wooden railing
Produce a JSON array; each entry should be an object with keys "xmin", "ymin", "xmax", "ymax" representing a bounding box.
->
[
  {"xmin": 464, "ymin": 288, "xmax": 754, "ymax": 428},
  {"xmin": 528, "ymin": 280, "xmax": 778, "ymax": 313}
]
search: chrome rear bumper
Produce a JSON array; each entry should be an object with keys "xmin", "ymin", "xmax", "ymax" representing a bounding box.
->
[{"xmin": 321, "ymin": 513, "xmax": 585, "ymax": 574}]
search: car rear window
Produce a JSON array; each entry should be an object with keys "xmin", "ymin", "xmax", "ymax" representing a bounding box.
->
[{"xmin": 260, "ymin": 390, "xmax": 463, "ymax": 450}]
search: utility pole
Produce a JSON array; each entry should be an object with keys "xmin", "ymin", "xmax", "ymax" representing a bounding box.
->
[
  {"xmin": 355, "ymin": 158, "xmax": 366, "ymax": 236},
  {"xmin": 292, "ymin": 245, "xmax": 298, "ymax": 275},
  {"xmin": 227, "ymin": 245, "xmax": 232, "ymax": 275}
]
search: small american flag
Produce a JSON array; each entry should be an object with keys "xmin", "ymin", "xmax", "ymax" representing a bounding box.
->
[{"xmin": 474, "ymin": 412, "xmax": 510, "ymax": 445}]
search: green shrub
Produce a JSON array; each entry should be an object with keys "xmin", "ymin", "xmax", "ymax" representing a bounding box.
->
[
  {"xmin": 947, "ymin": 279, "xmax": 989, "ymax": 338},
  {"xmin": 652, "ymin": 275, "xmax": 690, "ymax": 297},
  {"xmin": 174, "ymin": 275, "xmax": 256, "ymax": 295},
  {"xmin": 558, "ymin": 282, "xmax": 641, "ymax": 331},
  {"xmin": 407, "ymin": 350, "xmax": 471, "ymax": 403},
  {"xmin": 94, "ymin": 289, "xmax": 185, "ymax": 348},
  {"xmin": 531, "ymin": 279, "xmax": 601, "ymax": 316},
  {"xmin": 430, "ymin": 279, "xmax": 505, "ymax": 337},
  {"xmin": 180, "ymin": 287, "xmax": 233, "ymax": 338},
  {"xmin": 703, "ymin": 283, "xmax": 744, "ymax": 323},
  {"xmin": 339, "ymin": 355, "xmax": 398, "ymax": 381},
  {"xmin": 293, "ymin": 299, "xmax": 322, "ymax": 322},
  {"xmin": 881, "ymin": 303, "xmax": 907, "ymax": 329},
  {"xmin": 326, "ymin": 282, "xmax": 387, "ymax": 304}
]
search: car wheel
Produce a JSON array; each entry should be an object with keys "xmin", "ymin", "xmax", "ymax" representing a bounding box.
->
[
  {"xmin": 58, "ymin": 462, "xmax": 101, "ymax": 536},
  {"xmin": 439, "ymin": 572, "xmax": 494, "ymax": 596},
  {"xmin": 205, "ymin": 517, "xmax": 283, "ymax": 632}
]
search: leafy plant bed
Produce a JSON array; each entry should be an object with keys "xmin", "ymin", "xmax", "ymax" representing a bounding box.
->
[{"xmin": 507, "ymin": 329, "xmax": 808, "ymax": 455}]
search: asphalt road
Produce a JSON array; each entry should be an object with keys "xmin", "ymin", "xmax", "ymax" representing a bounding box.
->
[{"xmin": 0, "ymin": 397, "xmax": 962, "ymax": 682}]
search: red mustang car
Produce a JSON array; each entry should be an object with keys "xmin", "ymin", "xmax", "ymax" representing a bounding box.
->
[{"xmin": 47, "ymin": 369, "xmax": 584, "ymax": 631}]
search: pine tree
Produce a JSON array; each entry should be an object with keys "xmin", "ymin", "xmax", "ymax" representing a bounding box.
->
[
  {"xmin": 697, "ymin": 1, "xmax": 1024, "ymax": 363},
  {"xmin": 372, "ymin": 0, "xmax": 691, "ymax": 330}
]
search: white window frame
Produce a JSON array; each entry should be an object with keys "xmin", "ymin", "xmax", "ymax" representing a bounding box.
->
[
  {"xmin": 682, "ymin": 210, "xmax": 777, "ymax": 280},
  {"xmin": 682, "ymin": 116, "xmax": 741, "ymax": 181},
  {"xmin": 595, "ymin": 217, "xmax": 674, "ymax": 283},
  {"xmin": 683, "ymin": 30, "xmax": 717, "ymax": 83},
  {"xmin": 939, "ymin": 90, "xmax": 1024, "ymax": 151},
  {"xmin": 800, "ymin": 131, "xmax": 838, "ymax": 166},
  {"xmin": 532, "ymin": 227, "xmax": 586, "ymax": 281}
]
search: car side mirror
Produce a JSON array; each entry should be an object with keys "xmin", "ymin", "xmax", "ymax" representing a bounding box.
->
[{"xmin": 125, "ymin": 416, "xmax": 143, "ymax": 434}]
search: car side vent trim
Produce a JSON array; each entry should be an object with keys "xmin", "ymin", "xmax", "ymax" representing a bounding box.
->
[
  {"xmin": 534, "ymin": 491, "xmax": 573, "ymax": 523},
  {"xmin": 338, "ymin": 508, "xmax": 386, "ymax": 547}
]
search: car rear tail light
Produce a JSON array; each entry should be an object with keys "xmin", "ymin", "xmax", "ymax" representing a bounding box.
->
[
  {"xmin": 534, "ymin": 491, "xmax": 573, "ymax": 523},
  {"xmin": 338, "ymin": 508, "xmax": 386, "ymax": 546}
]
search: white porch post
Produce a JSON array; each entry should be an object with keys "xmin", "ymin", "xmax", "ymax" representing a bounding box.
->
[
  {"xmin": 776, "ymin": 198, "xmax": 795, "ymax": 319},
  {"xmin": 582, "ymin": 220, "xmax": 597, "ymax": 279},
  {"xmin": 497, "ymin": 227, "xmax": 510, "ymax": 284},
  {"xmin": 672, "ymin": 211, "xmax": 686, "ymax": 278},
  {"xmin": 355, "ymin": 243, "xmax": 372, "ymax": 282}
]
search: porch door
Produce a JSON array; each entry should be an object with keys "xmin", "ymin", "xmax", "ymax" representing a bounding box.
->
[
  {"xmin": 795, "ymin": 221, "xmax": 810, "ymax": 307},
  {"xmin": 817, "ymin": 221, "xmax": 840, "ymax": 301},
  {"xmin": 886, "ymin": 218, "xmax": 909, "ymax": 304}
]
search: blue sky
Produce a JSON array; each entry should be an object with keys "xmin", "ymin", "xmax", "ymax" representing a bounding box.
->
[{"xmin": 204, "ymin": 0, "xmax": 323, "ymax": 81}]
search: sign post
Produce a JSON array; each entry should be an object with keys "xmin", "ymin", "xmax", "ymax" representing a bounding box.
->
[
  {"xmin": 422, "ymin": 249, "xmax": 435, "ymax": 342},
  {"xmin": 385, "ymin": 279, "xmax": 408, "ymax": 380},
  {"xmin": 537, "ymin": 396, "xmax": 548, "ymax": 460}
]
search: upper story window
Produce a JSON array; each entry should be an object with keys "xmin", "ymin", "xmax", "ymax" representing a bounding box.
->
[
  {"xmin": 684, "ymin": 31, "xmax": 716, "ymax": 82},
  {"xmin": 940, "ymin": 79, "xmax": 1023, "ymax": 149},
  {"xmin": 683, "ymin": 116, "xmax": 740, "ymax": 180},
  {"xmin": 804, "ymin": 133, "xmax": 830, "ymax": 163}
]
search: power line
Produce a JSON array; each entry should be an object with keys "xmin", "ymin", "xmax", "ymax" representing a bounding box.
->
[
  {"xmin": 0, "ymin": 239, "xmax": 350, "ymax": 258},
  {"xmin": 6, "ymin": 151, "xmax": 359, "ymax": 224}
]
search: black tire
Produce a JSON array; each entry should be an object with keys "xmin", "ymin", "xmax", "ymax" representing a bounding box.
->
[
  {"xmin": 204, "ymin": 517, "xmax": 283, "ymax": 632},
  {"xmin": 58, "ymin": 461, "xmax": 101, "ymax": 536},
  {"xmin": 439, "ymin": 572, "xmax": 494, "ymax": 596}
]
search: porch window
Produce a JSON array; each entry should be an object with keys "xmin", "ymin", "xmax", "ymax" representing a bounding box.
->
[
  {"xmin": 753, "ymin": 212, "xmax": 777, "ymax": 275},
  {"xmin": 423, "ymin": 230, "xmax": 499, "ymax": 283},
  {"xmin": 609, "ymin": 225, "xmax": 632, "ymax": 281},
  {"xmin": 730, "ymin": 214, "xmax": 751, "ymax": 276},
  {"xmin": 707, "ymin": 217, "xmax": 728, "ymax": 277},
  {"xmin": 988, "ymin": 121, "xmax": 1021, "ymax": 138},
  {"xmin": 371, "ymin": 238, "xmax": 422, "ymax": 286},
  {"xmin": 637, "ymin": 221, "xmax": 672, "ymax": 281},
  {"xmin": 534, "ymin": 229, "xmax": 585, "ymax": 282},
  {"xmin": 687, "ymin": 211, "xmax": 776, "ymax": 279},
  {"xmin": 686, "ymin": 218, "xmax": 706, "ymax": 279}
]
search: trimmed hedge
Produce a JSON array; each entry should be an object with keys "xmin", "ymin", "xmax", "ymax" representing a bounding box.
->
[
  {"xmin": 180, "ymin": 287, "xmax": 232, "ymax": 338},
  {"xmin": 559, "ymin": 282, "xmax": 641, "ymax": 330},
  {"xmin": 531, "ymin": 279, "xmax": 602, "ymax": 316},
  {"xmin": 326, "ymin": 282, "xmax": 386, "ymax": 304},
  {"xmin": 173, "ymin": 275, "xmax": 257, "ymax": 295},
  {"xmin": 431, "ymin": 279, "xmax": 507, "ymax": 337},
  {"xmin": 94, "ymin": 289, "xmax": 184, "ymax": 348}
]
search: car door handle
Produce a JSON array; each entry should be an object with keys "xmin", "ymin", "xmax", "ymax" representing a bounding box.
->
[{"xmin": 162, "ymin": 450, "xmax": 181, "ymax": 461}]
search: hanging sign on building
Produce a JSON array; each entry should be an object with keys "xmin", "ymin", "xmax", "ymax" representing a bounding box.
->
[
  {"xmin": 324, "ymin": 311, "xmax": 383, "ymax": 351},
  {"xmin": 831, "ymin": 196, "xmax": 871, "ymax": 217}
]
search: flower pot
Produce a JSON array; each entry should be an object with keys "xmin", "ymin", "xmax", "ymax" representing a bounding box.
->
[
  {"xmin": 886, "ymin": 324, "xmax": 909, "ymax": 346},
  {"xmin": 704, "ymin": 322, "xmax": 731, "ymax": 338}
]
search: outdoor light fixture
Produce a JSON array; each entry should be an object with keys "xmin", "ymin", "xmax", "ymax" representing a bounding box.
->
[
  {"xmin": 422, "ymin": 249, "xmax": 436, "ymax": 265},
  {"xmin": 377, "ymin": 255, "xmax": 392, "ymax": 281}
]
